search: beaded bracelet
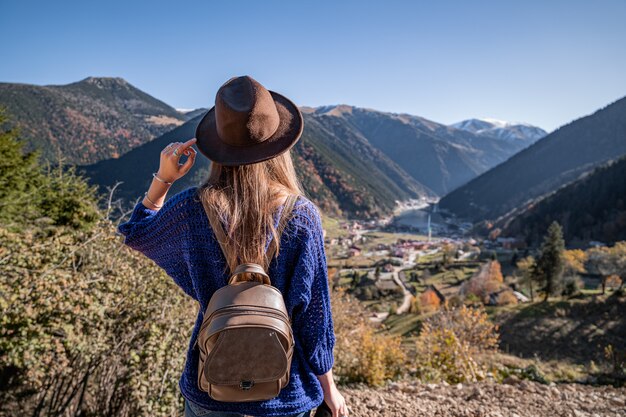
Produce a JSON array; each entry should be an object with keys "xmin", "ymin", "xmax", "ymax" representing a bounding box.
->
[
  {"xmin": 144, "ymin": 192, "xmax": 163, "ymax": 209},
  {"xmin": 153, "ymin": 172, "xmax": 173, "ymax": 185}
]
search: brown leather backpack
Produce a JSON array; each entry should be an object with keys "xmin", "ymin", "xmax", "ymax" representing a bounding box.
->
[{"xmin": 195, "ymin": 194, "xmax": 298, "ymax": 402}]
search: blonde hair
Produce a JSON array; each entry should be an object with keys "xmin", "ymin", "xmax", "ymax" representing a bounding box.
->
[{"xmin": 197, "ymin": 150, "xmax": 306, "ymax": 274}]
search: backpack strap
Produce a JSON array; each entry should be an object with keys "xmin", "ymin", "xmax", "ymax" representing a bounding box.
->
[{"xmin": 202, "ymin": 193, "xmax": 299, "ymax": 274}]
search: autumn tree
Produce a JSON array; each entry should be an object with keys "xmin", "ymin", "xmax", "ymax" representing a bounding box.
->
[
  {"xmin": 420, "ymin": 288, "xmax": 442, "ymax": 312},
  {"xmin": 461, "ymin": 260, "xmax": 504, "ymax": 304},
  {"xmin": 486, "ymin": 260, "xmax": 504, "ymax": 283},
  {"xmin": 562, "ymin": 249, "xmax": 587, "ymax": 295}
]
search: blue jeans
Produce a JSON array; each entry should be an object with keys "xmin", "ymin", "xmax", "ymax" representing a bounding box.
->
[{"xmin": 185, "ymin": 399, "xmax": 312, "ymax": 417}]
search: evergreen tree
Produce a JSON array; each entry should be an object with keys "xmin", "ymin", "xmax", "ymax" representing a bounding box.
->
[
  {"xmin": 0, "ymin": 108, "xmax": 101, "ymax": 231},
  {"xmin": 534, "ymin": 221, "xmax": 566, "ymax": 302},
  {"xmin": 0, "ymin": 108, "xmax": 45, "ymax": 224}
]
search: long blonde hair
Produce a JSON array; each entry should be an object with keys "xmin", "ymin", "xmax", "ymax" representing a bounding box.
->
[{"xmin": 197, "ymin": 150, "xmax": 305, "ymax": 274}]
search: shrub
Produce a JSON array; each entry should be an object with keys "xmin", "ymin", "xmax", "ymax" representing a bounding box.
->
[
  {"xmin": 331, "ymin": 288, "xmax": 407, "ymax": 386},
  {"xmin": 414, "ymin": 305, "xmax": 499, "ymax": 384},
  {"xmin": 0, "ymin": 220, "xmax": 197, "ymax": 417}
]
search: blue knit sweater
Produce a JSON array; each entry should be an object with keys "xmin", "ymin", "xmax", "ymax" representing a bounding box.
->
[{"xmin": 117, "ymin": 186, "xmax": 336, "ymax": 416}]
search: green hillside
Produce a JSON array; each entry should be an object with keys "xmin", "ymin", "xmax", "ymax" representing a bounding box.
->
[
  {"xmin": 503, "ymin": 156, "xmax": 626, "ymax": 245},
  {"xmin": 0, "ymin": 77, "xmax": 186, "ymax": 164},
  {"xmin": 79, "ymin": 114, "xmax": 433, "ymax": 219}
]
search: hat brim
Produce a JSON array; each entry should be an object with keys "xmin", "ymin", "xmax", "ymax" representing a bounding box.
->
[{"xmin": 195, "ymin": 90, "xmax": 304, "ymax": 166}]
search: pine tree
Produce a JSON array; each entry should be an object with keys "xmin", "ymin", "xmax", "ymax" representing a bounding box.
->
[
  {"xmin": 0, "ymin": 108, "xmax": 46, "ymax": 224},
  {"xmin": 0, "ymin": 107, "xmax": 101, "ymax": 231},
  {"xmin": 534, "ymin": 221, "xmax": 565, "ymax": 302}
]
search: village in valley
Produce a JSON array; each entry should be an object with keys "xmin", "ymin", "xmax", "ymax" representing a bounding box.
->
[{"xmin": 320, "ymin": 202, "xmax": 622, "ymax": 349}]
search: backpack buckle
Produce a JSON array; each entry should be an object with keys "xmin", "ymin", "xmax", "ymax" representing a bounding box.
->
[{"xmin": 239, "ymin": 380, "xmax": 254, "ymax": 390}]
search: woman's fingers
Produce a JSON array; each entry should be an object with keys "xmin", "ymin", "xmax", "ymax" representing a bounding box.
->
[
  {"xmin": 182, "ymin": 137, "xmax": 197, "ymax": 149},
  {"xmin": 179, "ymin": 147, "xmax": 197, "ymax": 173},
  {"xmin": 157, "ymin": 139, "xmax": 197, "ymax": 182},
  {"xmin": 175, "ymin": 138, "xmax": 197, "ymax": 157},
  {"xmin": 163, "ymin": 142, "xmax": 179, "ymax": 156}
]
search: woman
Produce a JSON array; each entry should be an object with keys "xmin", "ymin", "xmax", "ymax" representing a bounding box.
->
[{"xmin": 118, "ymin": 76, "xmax": 348, "ymax": 417}]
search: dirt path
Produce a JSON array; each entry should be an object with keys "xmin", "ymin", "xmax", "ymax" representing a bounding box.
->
[
  {"xmin": 325, "ymin": 379, "xmax": 625, "ymax": 417},
  {"xmin": 391, "ymin": 268, "xmax": 413, "ymax": 314}
]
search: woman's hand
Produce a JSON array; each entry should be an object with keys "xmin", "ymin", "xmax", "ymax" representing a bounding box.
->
[
  {"xmin": 157, "ymin": 138, "xmax": 197, "ymax": 183},
  {"xmin": 323, "ymin": 383, "xmax": 349, "ymax": 417}
]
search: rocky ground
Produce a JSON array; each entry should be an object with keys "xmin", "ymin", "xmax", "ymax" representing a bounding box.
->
[{"xmin": 328, "ymin": 379, "xmax": 626, "ymax": 417}]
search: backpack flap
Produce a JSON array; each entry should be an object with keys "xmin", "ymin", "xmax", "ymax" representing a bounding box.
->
[{"xmin": 204, "ymin": 327, "xmax": 290, "ymax": 385}]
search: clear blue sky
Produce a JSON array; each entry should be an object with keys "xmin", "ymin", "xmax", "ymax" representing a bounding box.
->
[{"xmin": 1, "ymin": 0, "xmax": 625, "ymax": 131}]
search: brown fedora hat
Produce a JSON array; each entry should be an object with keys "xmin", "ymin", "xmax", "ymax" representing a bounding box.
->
[{"xmin": 195, "ymin": 75, "xmax": 304, "ymax": 166}]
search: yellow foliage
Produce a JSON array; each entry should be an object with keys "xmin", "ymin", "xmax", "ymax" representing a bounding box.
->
[
  {"xmin": 331, "ymin": 288, "xmax": 406, "ymax": 386},
  {"xmin": 414, "ymin": 305, "xmax": 499, "ymax": 384},
  {"xmin": 487, "ymin": 260, "xmax": 504, "ymax": 283},
  {"xmin": 563, "ymin": 249, "xmax": 587, "ymax": 275}
]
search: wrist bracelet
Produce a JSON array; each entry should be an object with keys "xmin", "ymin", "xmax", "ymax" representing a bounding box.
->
[
  {"xmin": 144, "ymin": 192, "xmax": 162, "ymax": 209},
  {"xmin": 153, "ymin": 172, "xmax": 173, "ymax": 185}
]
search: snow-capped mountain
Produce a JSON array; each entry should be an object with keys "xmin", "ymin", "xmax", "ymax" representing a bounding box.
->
[{"xmin": 451, "ymin": 118, "xmax": 547, "ymax": 143}]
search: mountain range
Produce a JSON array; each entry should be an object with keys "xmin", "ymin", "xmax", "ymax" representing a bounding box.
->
[
  {"xmin": 439, "ymin": 96, "xmax": 626, "ymax": 223},
  {"xmin": 82, "ymin": 103, "xmax": 542, "ymax": 218},
  {"xmin": 80, "ymin": 112, "xmax": 434, "ymax": 219},
  {"xmin": 0, "ymin": 77, "xmax": 545, "ymax": 219},
  {"xmin": 301, "ymin": 105, "xmax": 543, "ymax": 195}
]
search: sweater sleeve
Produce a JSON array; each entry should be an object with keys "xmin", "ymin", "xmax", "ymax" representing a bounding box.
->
[
  {"xmin": 116, "ymin": 188, "xmax": 196, "ymax": 299},
  {"xmin": 290, "ymin": 205, "xmax": 336, "ymax": 376}
]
